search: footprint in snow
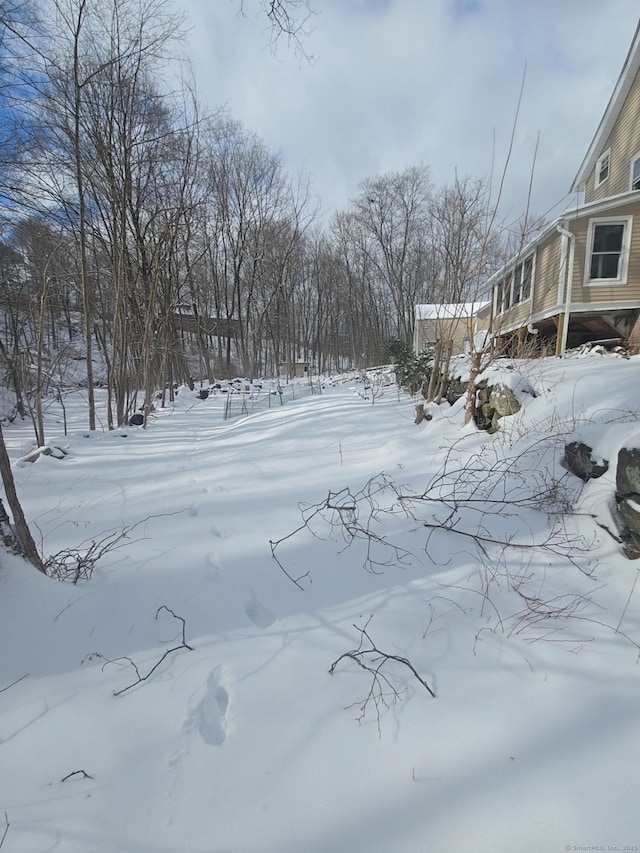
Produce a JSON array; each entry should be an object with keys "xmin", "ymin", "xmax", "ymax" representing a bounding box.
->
[
  {"xmin": 195, "ymin": 668, "xmax": 229, "ymax": 746},
  {"xmin": 205, "ymin": 553, "xmax": 222, "ymax": 580},
  {"xmin": 245, "ymin": 589, "xmax": 276, "ymax": 629}
]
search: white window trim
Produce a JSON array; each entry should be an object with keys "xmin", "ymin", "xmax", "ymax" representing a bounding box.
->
[
  {"xmin": 494, "ymin": 278, "xmax": 504, "ymax": 316},
  {"xmin": 503, "ymin": 269, "xmax": 513, "ymax": 310},
  {"xmin": 527, "ymin": 250, "xmax": 537, "ymax": 304},
  {"xmin": 595, "ymin": 147, "xmax": 611, "ymax": 188},
  {"xmin": 584, "ymin": 215, "xmax": 633, "ymax": 286},
  {"xmin": 520, "ymin": 253, "xmax": 535, "ymax": 302},
  {"xmin": 493, "ymin": 252, "xmax": 535, "ymax": 315},
  {"xmin": 630, "ymin": 150, "xmax": 640, "ymax": 191}
]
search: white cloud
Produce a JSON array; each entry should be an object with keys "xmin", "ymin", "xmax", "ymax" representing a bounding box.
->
[{"xmin": 178, "ymin": 0, "xmax": 639, "ymax": 223}]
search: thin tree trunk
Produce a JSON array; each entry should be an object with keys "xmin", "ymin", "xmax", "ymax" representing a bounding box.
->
[
  {"xmin": 72, "ymin": 0, "xmax": 96, "ymax": 431},
  {"xmin": 0, "ymin": 424, "xmax": 46, "ymax": 573}
]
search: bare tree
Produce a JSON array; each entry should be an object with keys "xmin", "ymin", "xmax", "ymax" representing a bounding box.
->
[
  {"xmin": 457, "ymin": 68, "xmax": 536, "ymax": 424},
  {"xmin": 203, "ymin": 119, "xmax": 310, "ymax": 377},
  {"xmin": 344, "ymin": 165, "xmax": 434, "ymax": 344},
  {"xmin": 419, "ymin": 175, "xmax": 502, "ymax": 402},
  {"xmin": 29, "ymin": 0, "xmax": 189, "ymax": 427},
  {"xmin": 330, "ymin": 212, "xmax": 395, "ymax": 367},
  {"xmin": 0, "ymin": 0, "xmax": 45, "ymax": 218}
]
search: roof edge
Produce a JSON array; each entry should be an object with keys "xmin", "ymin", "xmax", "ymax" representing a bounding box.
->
[{"xmin": 571, "ymin": 19, "xmax": 640, "ymax": 193}]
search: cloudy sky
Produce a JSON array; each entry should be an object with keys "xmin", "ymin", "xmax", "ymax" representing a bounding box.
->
[{"xmin": 175, "ymin": 0, "xmax": 639, "ymax": 226}]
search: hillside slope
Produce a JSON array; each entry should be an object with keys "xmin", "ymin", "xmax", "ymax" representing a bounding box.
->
[{"xmin": 1, "ymin": 355, "xmax": 639, "ymax": 853}]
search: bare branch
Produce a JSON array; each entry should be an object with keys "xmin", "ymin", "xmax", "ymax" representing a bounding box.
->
[
  {"xmin": 239, "ymin": 0, "xmax": 316, "ymax": 55},
  {"xmin": 61, "ymin": 769, "xmax": 93, "ymax": 782},
  {"xmin": 269, "ymin": 537, "xmax": 310, "ymax": 590},
  {"xmin": 155, "ymin": 605, "xmax": 193, "ymax": 649},
  {"xmin": 45, "ymin": 511, "xmax": 188, "ymax": 583},
  {"xmin": 271, "ymin": 475, "xmax": 417, "ymax": 584},
  {"xmin": 88, "ymin": 607, "xmax": 193, "ymax": 696},
  {"xmin": 0, "ymin": 673, "xmax": 29, "ymax": 693},
  {"xmin": 615, "ymin": 567, "xmax": 640, "ymax": 633},
  {"xmin": 330, "ymin": 617, "xmax": 435, "ymax": 736}
]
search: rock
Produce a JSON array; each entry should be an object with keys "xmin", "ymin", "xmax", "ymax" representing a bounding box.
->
[
  {"xmin": 617, "ymin": 496, "xmax": 640, "ymax": 537},
  {"xmin": 616, "ymin": 446, "xmax": 640, "ymax": 496},
  {"xmin": 563, "ymin": 441, "xmax": 609, "ymax": 481},
  {"xmin": 614, "ymin": 443, "xmax": 640, "ymax": 559},
  {"xmin": 488, "ymin": 384, "xmax": 521, "ymax": 417},
  {"xmin": 41, "ymin": 445, "xmax": 68, "ymax": 459},
  {"xmin": 414, "ymin": 403, "xmax": 432, "ymax": 424},
  {"xmin": 445, "ymin": 378, "xmax": 467, "ymax": 405},
  {"xmin": 476, "ymin": 381, "xmax": 491, "ymax": 404},
  {"xmin": 17, "ymin": 443, "xmax": 69, "ymax": 464},
  {"xmin": 472, "ymin": 380, "xmax": 521, "ymax": 431}
]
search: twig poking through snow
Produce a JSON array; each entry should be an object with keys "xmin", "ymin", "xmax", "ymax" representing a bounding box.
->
[
  {"xmin": 91, "ymin": 606, "xmax": 194, "ymax": 696},
  {"xmin": 61, "ymin": 770, "xmax": 93, "ymax": 782},
  {"xmin": 0, "ymin": 674, "xmax": 29, "ymax": 693}
]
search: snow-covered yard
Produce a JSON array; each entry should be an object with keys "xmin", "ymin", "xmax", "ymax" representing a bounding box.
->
[{"xmin": 1, "ymin": 356, "xmax": 640, "ymax": 853}]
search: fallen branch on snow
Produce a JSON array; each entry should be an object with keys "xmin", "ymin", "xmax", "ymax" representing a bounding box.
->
[
  {"xmin": 329, "ymin": 616, "xmax": 435, "ymax": 736},
  {"xmin": 61, "ymin": 769, "xmax": 93, "ymax": 783},
  {"xmin": 85, "ymin": 606, "xmax": 193, "ymax": 696},
  {"xmin": 0, "ymin": 674, "xmax": 29, "ymax": 694},
  {"xmin": 0, "ymin": 812, "xmax": 8, "ymax": 850}
]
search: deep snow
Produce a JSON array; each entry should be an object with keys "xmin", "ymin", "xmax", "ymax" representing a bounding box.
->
[{"xmin": 1, "ymin": 355, "xmax": 640, "ymax": 853}]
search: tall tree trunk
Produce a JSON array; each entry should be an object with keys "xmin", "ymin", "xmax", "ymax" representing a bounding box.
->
[{"xmin": 72, "ymin": 0, "xmax": 96, "ymax": 431}]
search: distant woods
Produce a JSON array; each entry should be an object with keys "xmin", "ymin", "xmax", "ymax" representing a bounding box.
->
[{"xmin": 0, "ymin": 0, "xmax": 517, "ymax": 430}]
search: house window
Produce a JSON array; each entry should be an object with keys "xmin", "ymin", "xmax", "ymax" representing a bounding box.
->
[
  {"xmin": 503, "ymin": 271, "xmax": 513, "ymax": 310},
  {"xmin": 595, "ymin": 148, "xmax": 611, "ymax": 187},
  {"xmin": 586, "ymin": 216, "xmax": 632, "ymax": 284},
  {"xmin": 631, "ymin": 153, "xmax": 640, "ymax": 190},
  {"xmin": 494, "ymin": 253, "xmax": 534, "ymax": 314},
  {"xmin": 512, "ymin": 263, "xmax": 523, "ymax": 305}
]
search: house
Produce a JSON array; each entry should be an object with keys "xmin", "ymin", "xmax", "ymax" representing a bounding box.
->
[
  {"xmin": 280, "ymin": 361, "xmax": 309, "ymax": 378},
  {"xmin": 484, "ymin": 19, "xmax": 640, "ymax": 356},
  {"xmin": 413, "ymin": 302, "xmax": 489, "ymax": 355},
  {"xmin": 173, "ymin": 308, "xmax": 241, "ymax": 339}
]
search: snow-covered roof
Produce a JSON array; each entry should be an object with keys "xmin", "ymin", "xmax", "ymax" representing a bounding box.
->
[{"xmin": 415, "ymin": 302, "xmax": 489, "ymax": 321}]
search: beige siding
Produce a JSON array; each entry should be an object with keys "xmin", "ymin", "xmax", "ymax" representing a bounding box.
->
[
  {"xmin": 415, "ymin": 316, "xmax": 472, "ymax": 353},
  {"xmin": 585, "ymin": 66, "xmax": 640, "ymax": 203},
  {"xmin": 475, "ymin": 302, "xmax": 491, "ymax": 331},
  {"xmin": 532, "ymin": 237, "xmax": 563, "ymax": 314},
  {"xmin": 569, "ymin": 202, "xmax": 640, "ymax": 302}
]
